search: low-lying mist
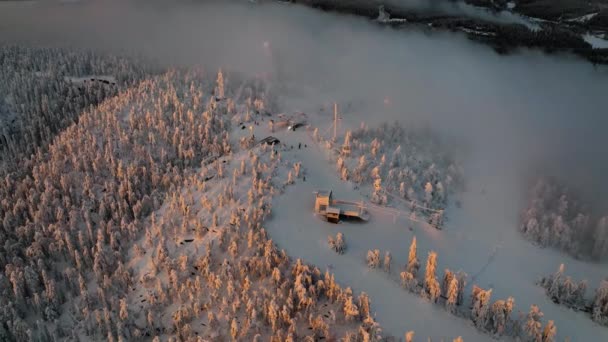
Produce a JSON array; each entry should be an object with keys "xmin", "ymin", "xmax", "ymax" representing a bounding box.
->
[
  {"xmin": 385, "ymin": 0, "xmax": 539, "ymax": 29},
  {"xmin": 1, "ymin": 0, "xmax": 608, "ymax": 207}
]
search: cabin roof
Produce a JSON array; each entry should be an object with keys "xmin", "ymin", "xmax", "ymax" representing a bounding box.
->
[
  {"xmin": 326, "ymin": 207, "xmax": 340, "ymax": 215},
  {"xmin": 316, "ymin": 190, "xmax": 332, "ymax": 198}
]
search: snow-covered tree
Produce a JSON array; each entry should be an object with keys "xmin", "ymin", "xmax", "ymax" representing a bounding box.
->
[
  {"xmin": 216, "ymin": 69, "xmax": 225, "ymax": 99},
  {"xmin": 400, "ymin": 271, "xmax": 418, "ymax": 292},
  {"xmin": 539, "ymin": 264, "xmax": 588, "ymax": 309},
  {"xmin": 383, "ymin": 251, "xmax": 392, "ymax": 273},
  {"xmin": 424, "ymin": 252, "xmax": 441, "ymax": 302},
  {"xmin": 366, "ymin": 250, "xmax": 381, "ymax": 269},
  {"xmin": 471, "ymin": 286, "xmax": 492, "ymax": 331},
  {"xmin": 542, "ymin": 320, "xmax": 556, "ymax": 342},
  {"xmin": 524, "ymin": 305, "xmax": 544, "ymax": 342},
  {"xmin": 406, "ymin": 237, "xmax": 420, "ymax": 277},
  {"xmin": 520, "ymin": 177, "xmax": 608, "ymax": 261},
  {"xmin": 328, "ymin": 233, "xmax": 346, "ymax": 254},
  {"xmin": 343, "ymin": 296, "xmax": 360, "ymax": 321},
  {"xmin": 592, "ymin": 280, "xmax": 608, "ymax": 325},
  {"xmin": 593, "ymin": 217, "xmax": 608, "ymax": 260},
  {"xmin": 446, "ymin": 277, "xmax": 459, "ymax": 314}
]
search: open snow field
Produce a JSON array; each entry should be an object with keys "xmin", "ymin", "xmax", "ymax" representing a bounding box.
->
[{"xmin": 250, "ymin": 117, "xmax": 608, "ymax": 341}]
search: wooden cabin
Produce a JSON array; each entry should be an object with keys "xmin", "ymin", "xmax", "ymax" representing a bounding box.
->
[
  {"xmin": 315, "ymin": 190, "xmax": 333, "ymax": 213},
  {"xmin": 326, "ymin": 207, "xmax": 341, "ymax": 223},
  {"xmin": 314, "ymin": 190, "xmax": 369, "ymax": 223}
]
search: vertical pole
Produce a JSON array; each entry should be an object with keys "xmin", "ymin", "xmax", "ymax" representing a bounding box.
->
[{"xmin": 333, "ymin": 102, "xmax": 338, "ymax": 142}]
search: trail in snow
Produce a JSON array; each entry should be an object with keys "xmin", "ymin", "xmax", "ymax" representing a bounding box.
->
[{"xmin": 470, "ymin": 246, "xmax": 499, "ymax": 285}]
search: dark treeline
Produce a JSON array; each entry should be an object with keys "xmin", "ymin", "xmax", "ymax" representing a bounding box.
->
[{"xmin": 0, "ymin": 46, "xmax": 153, "ymax": 171}]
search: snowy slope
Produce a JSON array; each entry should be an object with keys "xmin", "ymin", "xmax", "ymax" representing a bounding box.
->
[
  {"xmin": 258, "ymin": 118, "xmax": 608, "ymax": 341},
  {"xmin": 263, "ymin": 129, "xmax": 491, "ymax": 341}
]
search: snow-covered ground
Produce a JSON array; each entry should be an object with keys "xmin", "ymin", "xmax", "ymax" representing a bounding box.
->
[
  {"xmin": 262, "ymin": 129, "xmax": 491, "ymax": 341},
  {"xmin": 251, "ymin": 116, "xmax": 608, "ymax": 341}
]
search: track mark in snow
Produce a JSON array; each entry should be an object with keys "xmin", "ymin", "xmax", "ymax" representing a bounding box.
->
[{"xmin": 470, "ymin": 245, "xmax": 500, "ymax": 284}]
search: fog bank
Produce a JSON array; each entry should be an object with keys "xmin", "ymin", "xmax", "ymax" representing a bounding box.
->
[{"xmin": 1, "ymin": 0, "xmax": 608, "ymax": 198}]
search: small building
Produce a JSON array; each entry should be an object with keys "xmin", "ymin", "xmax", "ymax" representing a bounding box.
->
[
  {"xmin": 314, "ymin": 189, "xmax": 369, "ymax": 223},
  {"xmin": 315, "ymin": 190, "xmax": 333, "ymax": 213},
  {"xmin": 326, "ymin": 207, "xmax": 341, "ymax": 224}
]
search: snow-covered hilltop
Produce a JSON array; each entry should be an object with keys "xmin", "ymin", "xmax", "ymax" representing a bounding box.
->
[
  {"xmin": 0, "ymin": 64, "xmax": 385, "ymax": 341},
  {"xmin": 0, "ymin": 1, "xmax": 607, "ymax": 341}
]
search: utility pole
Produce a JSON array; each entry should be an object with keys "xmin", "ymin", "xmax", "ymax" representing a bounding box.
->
[{"xmin": 333, "ymin": 102, "xmax": 338, "ymax": 142}]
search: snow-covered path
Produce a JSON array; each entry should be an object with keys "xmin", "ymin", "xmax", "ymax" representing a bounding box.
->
[{"xmin": 263, "ymin": 125, "xmax": 608, "ymax": 341}]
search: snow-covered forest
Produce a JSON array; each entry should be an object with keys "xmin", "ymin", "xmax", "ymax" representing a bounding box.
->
[
  {"xmin": 538, "ymin": 264, "xmax": 608, "ymax": 326},
  {"xmin": 325, "ymin": 122, "xmax": 464, "ymax": 228},
  {"xmin": 0, "ymin": 60, "xmax": 382, "ymax": 341},
  {"xmin": 0, "ymin": 46, "xmax": 151, "ymax": 170},
  {"xmin": 1, "ymin": 1, "xmax": 608, "ymax": 340},
  {"xmin": 520, "ymin": 177, "xmax": 608, "ymax": 260}
]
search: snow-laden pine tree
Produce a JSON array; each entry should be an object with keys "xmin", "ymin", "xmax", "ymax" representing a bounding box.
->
[
  {"xmin": 343, "ymin": 296, "xmax": 360, "ymax": 321},
  {"xmin": 400, "ymin": 271, "xmax": 418, "ymax": 292},
  {"xmin": 424, "ymin": 182, "xmax": 433, "ymax": 206},
  {"xmin": 366, "ymin": 250, "xmax": 381, "ymax": 268},
  {"xmin": 539, "ymin": 264, "xmax": 588, "ymax": 309},
  {"xmin": 593, "ymin": 217, "xmax": 608, "ymax": 260},
  {"xmin": 384, "ymin": 251, "xmax": 392, "ymax": 273},
  {"xmin": 548, "ymin": 264, "xmax": 565, "ymax": 301},
  {"xmin": 489, "ymin": 297, "xmax": 514, "ymax": 336},
  {"xmin": 424, "ymin": 251, "xmax": 441, "ymax": 302},
  {"xmin": 471, "ymin": 286, "xmax": 493, "ymax": 331},
  {"xmin": 446, "ymin": 277, "xmax": 459, "ymax": 314},
  {"xmin": 542, "ymin": 320, "xmax": 556, "ymax": 342},
  {"xmin": 571, "ymin": 279, "xmax": 588, "ymax": 308},
  {"xmin": 230, "ymin": 318, "xmax": 239, "ymax": 341},
  {"xmin": 358, "ymin": 292, "xmax": 371, "ymax": 320},
  {"xmin": 442, "ymin": 269, "xmax": 455, "ymax": 297},
  {"xmin": 592, "ymin": 280, "xmax": 608, "ymax": 325},
  {"xmin": 524, "ymin": 305, "xmax": 543, "ymax": 342},
  {"xmin": 328, "ymin": 233, "xmax": 347, "ymax": 254},
  {"xmin": 216, "ymin": 69, "xmax": 225, "ymax": 99},
  {"xmin": 406, "ymin": 236, "xmax": 420, "ymax": 277}
]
